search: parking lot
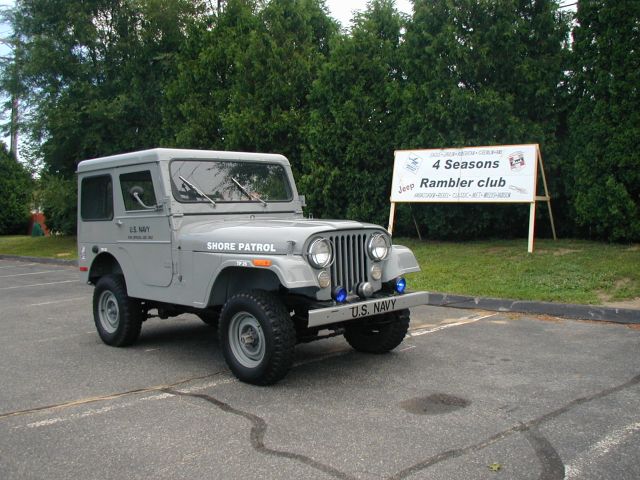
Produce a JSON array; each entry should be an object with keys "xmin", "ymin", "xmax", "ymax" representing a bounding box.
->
[{"xmin": 0, "ymin": 258, "xmax": 639, "ymax": 479}]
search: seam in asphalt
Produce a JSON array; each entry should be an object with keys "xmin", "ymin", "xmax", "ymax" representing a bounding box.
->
[{"xmin": 1, "ymin": 255, "xmax": 638, "ymax": 324}]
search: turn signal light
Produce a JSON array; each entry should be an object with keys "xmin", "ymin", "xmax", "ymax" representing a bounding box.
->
[{"xmin": 252, "ymin": 259, "xmax": 272, "ymax": 267}]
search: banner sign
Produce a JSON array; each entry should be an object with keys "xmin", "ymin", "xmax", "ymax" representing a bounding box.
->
[{"xmin": 391, "ymin": 145, "xmax": 538, "ymax": 203}]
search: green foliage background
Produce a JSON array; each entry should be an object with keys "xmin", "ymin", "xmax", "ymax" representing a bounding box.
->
[
  {"xmin": 1, "ymin": 0, "xmax": 638, "ymax": 242},
  {"xmin": 0, "ymin": 143, "xmax": 32, "ymax": 234}
]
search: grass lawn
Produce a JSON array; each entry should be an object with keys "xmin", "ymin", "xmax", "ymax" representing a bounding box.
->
[
  {"xmin": 1, "ymin": 235, "xmax": 638, "ymax": 306},
  {"xmin": 0, "ymin": 235, "xmax": 78, "ymax": 260},
  {"xmin": 399, "ymin": 238, "xmax": 640, "ymax": 305}
]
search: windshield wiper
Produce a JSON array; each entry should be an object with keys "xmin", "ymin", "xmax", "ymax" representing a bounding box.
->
[
  {"xmin": 231, "ymin": 177, "xmax": 267, "ymax": 206},
  {"xmin": 178, "ymin": 175, "xmax": 216, "ymax": 206}
]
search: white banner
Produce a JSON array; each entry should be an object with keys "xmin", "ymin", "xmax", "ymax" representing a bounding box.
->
[{"xmin": 391, "ymin": 145, "xmax": 538, "ymax": 203}]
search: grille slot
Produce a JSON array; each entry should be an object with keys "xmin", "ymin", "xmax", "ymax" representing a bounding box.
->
[{"xmin": 329, "ymin": 232, "xmax": 369, "ymax": 293}]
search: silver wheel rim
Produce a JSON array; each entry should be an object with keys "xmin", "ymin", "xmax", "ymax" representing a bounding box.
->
[
  {"xmin": 98, "ymin": 290, "xmax": 120, "ymax": 334},
  {"xmin": 228, "ymin": 312, "xmax": 265, "ymax": 368}
]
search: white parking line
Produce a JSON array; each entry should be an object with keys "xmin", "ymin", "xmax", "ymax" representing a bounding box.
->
[
  {"xmin": 0, "ymin": 263, "xmax": 37, "ymax": 269},
  {"xmin": 0, "ymin": 280, "xmax": 76, "ymax": 290},
  {"xmin": 564, "ymin": 421, "xmax": 640, "ymax": 479},
  {"xmin": 0, "ymin": 270, "xmax": 60, "ymax": 278},
  {"xmin": 409, "ymin": 313, "xmax": 498, "ymax": 337},
  {"xmin": 22, "ymin": 392, "xmax": 175, "ymax": 429},
  {"xmin": 27, "ymin": 297, "xmax": 86, "ymax": 307}
]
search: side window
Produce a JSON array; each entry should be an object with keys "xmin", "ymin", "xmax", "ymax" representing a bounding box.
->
[
  {"xmin": 120, "ymin": 171, "xmax": 157, "ymax": 211},
  {"xmin": 81, "ymin": 175, "xmax": 113, "ymax": 221}
]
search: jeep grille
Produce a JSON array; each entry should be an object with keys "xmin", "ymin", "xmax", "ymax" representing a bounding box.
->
[{"xmin": 328, "ymin": 232, "xmax": 369, "ymax": 293}]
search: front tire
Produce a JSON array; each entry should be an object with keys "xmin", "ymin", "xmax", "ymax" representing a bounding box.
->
[
  {"xmin": 344, "ymin": 309, "xmax": 410, "ymax": 353},
  {"xmin": 219, "ymin": 290, "xmax": 295, "ymax": 385},
  {"xmin": 93, "ymin": 275, "xmax": 142, "ymax": 347}
]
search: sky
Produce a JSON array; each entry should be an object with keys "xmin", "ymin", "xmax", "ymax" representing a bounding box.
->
[{"xmin": 326, "ymin": 0, "xmax": 413, "ymax": 27}]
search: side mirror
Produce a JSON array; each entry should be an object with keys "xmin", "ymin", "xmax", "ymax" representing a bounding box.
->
[
  {"xmin": 129, "ymin": 186, "xmax": 157, "ymax": 210},
  {"xmin": 299, "ymin": 194, "xmax": 306, "ymax": 207},
  {"xmin": 129, "ymin": 185, "xmax": 145, "ymax": 199}
]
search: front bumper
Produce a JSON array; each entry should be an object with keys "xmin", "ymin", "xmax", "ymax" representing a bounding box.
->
[{"xmin": 307, "ymin": 291, "xmax": 429, "ymax": 328}]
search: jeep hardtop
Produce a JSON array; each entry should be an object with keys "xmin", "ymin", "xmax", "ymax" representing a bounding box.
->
[{"xmin": 78, "ymin": 148, "xmax": 427, "ymax": 384}]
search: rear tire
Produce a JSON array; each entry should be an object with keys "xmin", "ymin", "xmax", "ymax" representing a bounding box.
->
[
  {"xmin": 93, "ymin": 275, "xmax": 142, "ymax": 347},
  {"xmin": 344, "ymin": 309, "xmax": 410, "ymax": 353},
  {"xmin": 219, "ymin": 290, "xmax": 295, "ymax": 385}
]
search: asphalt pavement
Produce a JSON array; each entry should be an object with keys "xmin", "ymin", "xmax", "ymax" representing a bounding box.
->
[{"xmin": 1, "ymin": 259, "xmax": 639, "ymax": 479}]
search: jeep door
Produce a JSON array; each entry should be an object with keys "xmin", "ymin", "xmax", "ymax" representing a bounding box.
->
[{"xmin": 115, "ymin": 164, "xmax": 173, "ymax": 287}]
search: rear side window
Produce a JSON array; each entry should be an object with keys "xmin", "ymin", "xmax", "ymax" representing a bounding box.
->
[
  {"xmin": 120, "ymin": 171, "xmax": 157, "ymax": 211},
  {"xmin": 81, "ymin": 175, "xmax": 113, "ymax": 221}
]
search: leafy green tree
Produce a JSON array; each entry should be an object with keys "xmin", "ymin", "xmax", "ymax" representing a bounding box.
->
[
  {"xmin": 163, "ymin": 0, "xmax": 263, "ymax": 149},
  {"xmin": 36, "ymin": 174, "xmax": 77, "ymax": 235},
  {"xmin": 569, "ymin": 0, "xmax": 640, "ymax": 241},
  {"xmin": 6, "ymin": 0, "xmax": 201, "ymax": 233},
  {"xmin": 8, "ymin": 0, "xmax": 201, "ymax": 176},
  {"xmin": 0, "ymin": 143, "xmax": 33, "ymax": 234},
  {"xmin": 222, "ymin": 0, "xmax": 337, "ymax": 172},
  {"xmin": 301, "ymin": 0, "xmax": 405, "ymax": 225},
  {"xmin": 398, "ymin": 0, "xmax": 570, "ymax": 239}
]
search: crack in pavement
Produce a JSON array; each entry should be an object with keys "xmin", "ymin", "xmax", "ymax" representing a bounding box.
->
[
  {"xmin": 523, "ymin": 427, "xmax": 566, "ymax": 480},
  {"xmin": 163, "ymin": 387, "xmax": 358, "ymax": 480},
  {"xmin": 389, "ymin": 373, "xmax": 640, "ymax": 480},
  {"xmin": 165, "ymin": 374, "xmax": 640, "ymax": 480}
]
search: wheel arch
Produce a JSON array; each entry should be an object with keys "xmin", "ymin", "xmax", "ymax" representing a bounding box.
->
[
  {"xmin": 208, "ymin": 267, "xmax": 282, "ymax": 307},
  {"xmin": 89, "ymin": 252, "xmax": 124, "ymax": 285}
]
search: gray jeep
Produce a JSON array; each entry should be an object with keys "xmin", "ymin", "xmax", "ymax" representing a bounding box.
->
[{"xmin": 77, "ymin": 148, "xmax": 426, "ymax": 385}]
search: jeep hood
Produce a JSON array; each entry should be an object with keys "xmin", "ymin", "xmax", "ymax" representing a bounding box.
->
[{"xmin": 179, "ymin": 218, "xmax": 385, "ymax": 254}]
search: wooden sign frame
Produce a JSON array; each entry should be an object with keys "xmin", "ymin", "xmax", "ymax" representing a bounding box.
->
[{"xmin": 387, "ymin": 144, "xmax": 556, "ymax": 253}]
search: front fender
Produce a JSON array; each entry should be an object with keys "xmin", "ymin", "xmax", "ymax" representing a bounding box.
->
[
  {"xmin": 381, "ymin": 245, "xmax": 421, "ymax": 282},
  {"xmin": 216, "ymin": 255, "xmax": 319, "ymax": 289}
]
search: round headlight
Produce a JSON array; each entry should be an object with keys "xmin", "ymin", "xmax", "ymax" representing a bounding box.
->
[
  {"xmin": 368, "ymin": 233, "xmax": 390, "ymax": 261},
  {"xmin": 307, "ymin": 238, "xmax": 333, "ymax": 268}
]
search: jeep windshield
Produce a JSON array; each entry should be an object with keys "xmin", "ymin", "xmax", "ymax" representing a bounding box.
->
[{"xmin": 170, "ymin": 160, "xmax": 293, "ymax": 203}]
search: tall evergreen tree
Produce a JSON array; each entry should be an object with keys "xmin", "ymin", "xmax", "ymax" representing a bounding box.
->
[
  {"xmin": 398, "ymin": 0, "xmax": 570, "ymax": 239},
  {"xmin": 301, "ymin": 0, "xmax": 405, "ymax": 224},
  {"xmin": 221, "ymin": 0, "xmax": 337, "ymax": 172},
  {"xmin": 569, "ymin": 0, "xmax": 640, "ymax": 241},
  {"xmin": 166, "ymin": 0, "xmax": 337, "ymax": 175},
  {"xmin": 164, "ymin": 0, "xmax": 262, "ymax": 149}
]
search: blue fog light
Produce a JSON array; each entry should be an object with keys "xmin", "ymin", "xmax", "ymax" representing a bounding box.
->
[
  {"xmin": 332, "ymin": 286, "xmax": 348, "ymax": 303},
  {"xmin": 395, "ymin": 277, "xmax": 407, "ymax": 294}
]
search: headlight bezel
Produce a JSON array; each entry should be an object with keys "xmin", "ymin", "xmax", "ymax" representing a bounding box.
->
[
  {"xmin": 367, "ymin": 232, "xmax": 391, "ymax": 261},
  {"xmin": 307, "ymin": 237, "xmax": 333, "ymax": 269}
]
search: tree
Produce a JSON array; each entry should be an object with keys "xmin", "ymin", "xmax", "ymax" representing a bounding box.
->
[
  {"xmin": 5, "ymin": 0, "xmax": 202, "ymax": 233},
  {"xmin": 163, "ymin": 0, "xmax": 263, "ymax": 149},
  {"xmin": 398, "ymin": 0, "xmax": 570, "ymax": 239},
  {"xmin": 301, "ymin": 0, "xmax": 405, "ymax": 225},
  {"xmin": 221, "ymin": 0, "xmax": 337, "ymax": 173},
  {"xmin": 0, "ymin": 142, "xmax": 33, "ymax": 234},
  {"xmin": 8, "ymin": 0, "xmax": 201, "ymax": 176},
  {"xmin": 166, "ymin": 0, "xmax": 337, "ymax": 176},
  {"xmin": 569, "ymin": 0, "xmax": 640, "ymax": 241}
]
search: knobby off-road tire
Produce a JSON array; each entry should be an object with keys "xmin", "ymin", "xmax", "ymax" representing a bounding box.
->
[
  {"xmin": 93, "ymin": 275, "xmax": 143, "ymax": 347},
  {"xmin": 344, "ymin": 309, "xmax": 410, "ymax": 354},
  {"xmin": 219, "ymin": 290, "xmax": 295, "ymax": 386}
]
